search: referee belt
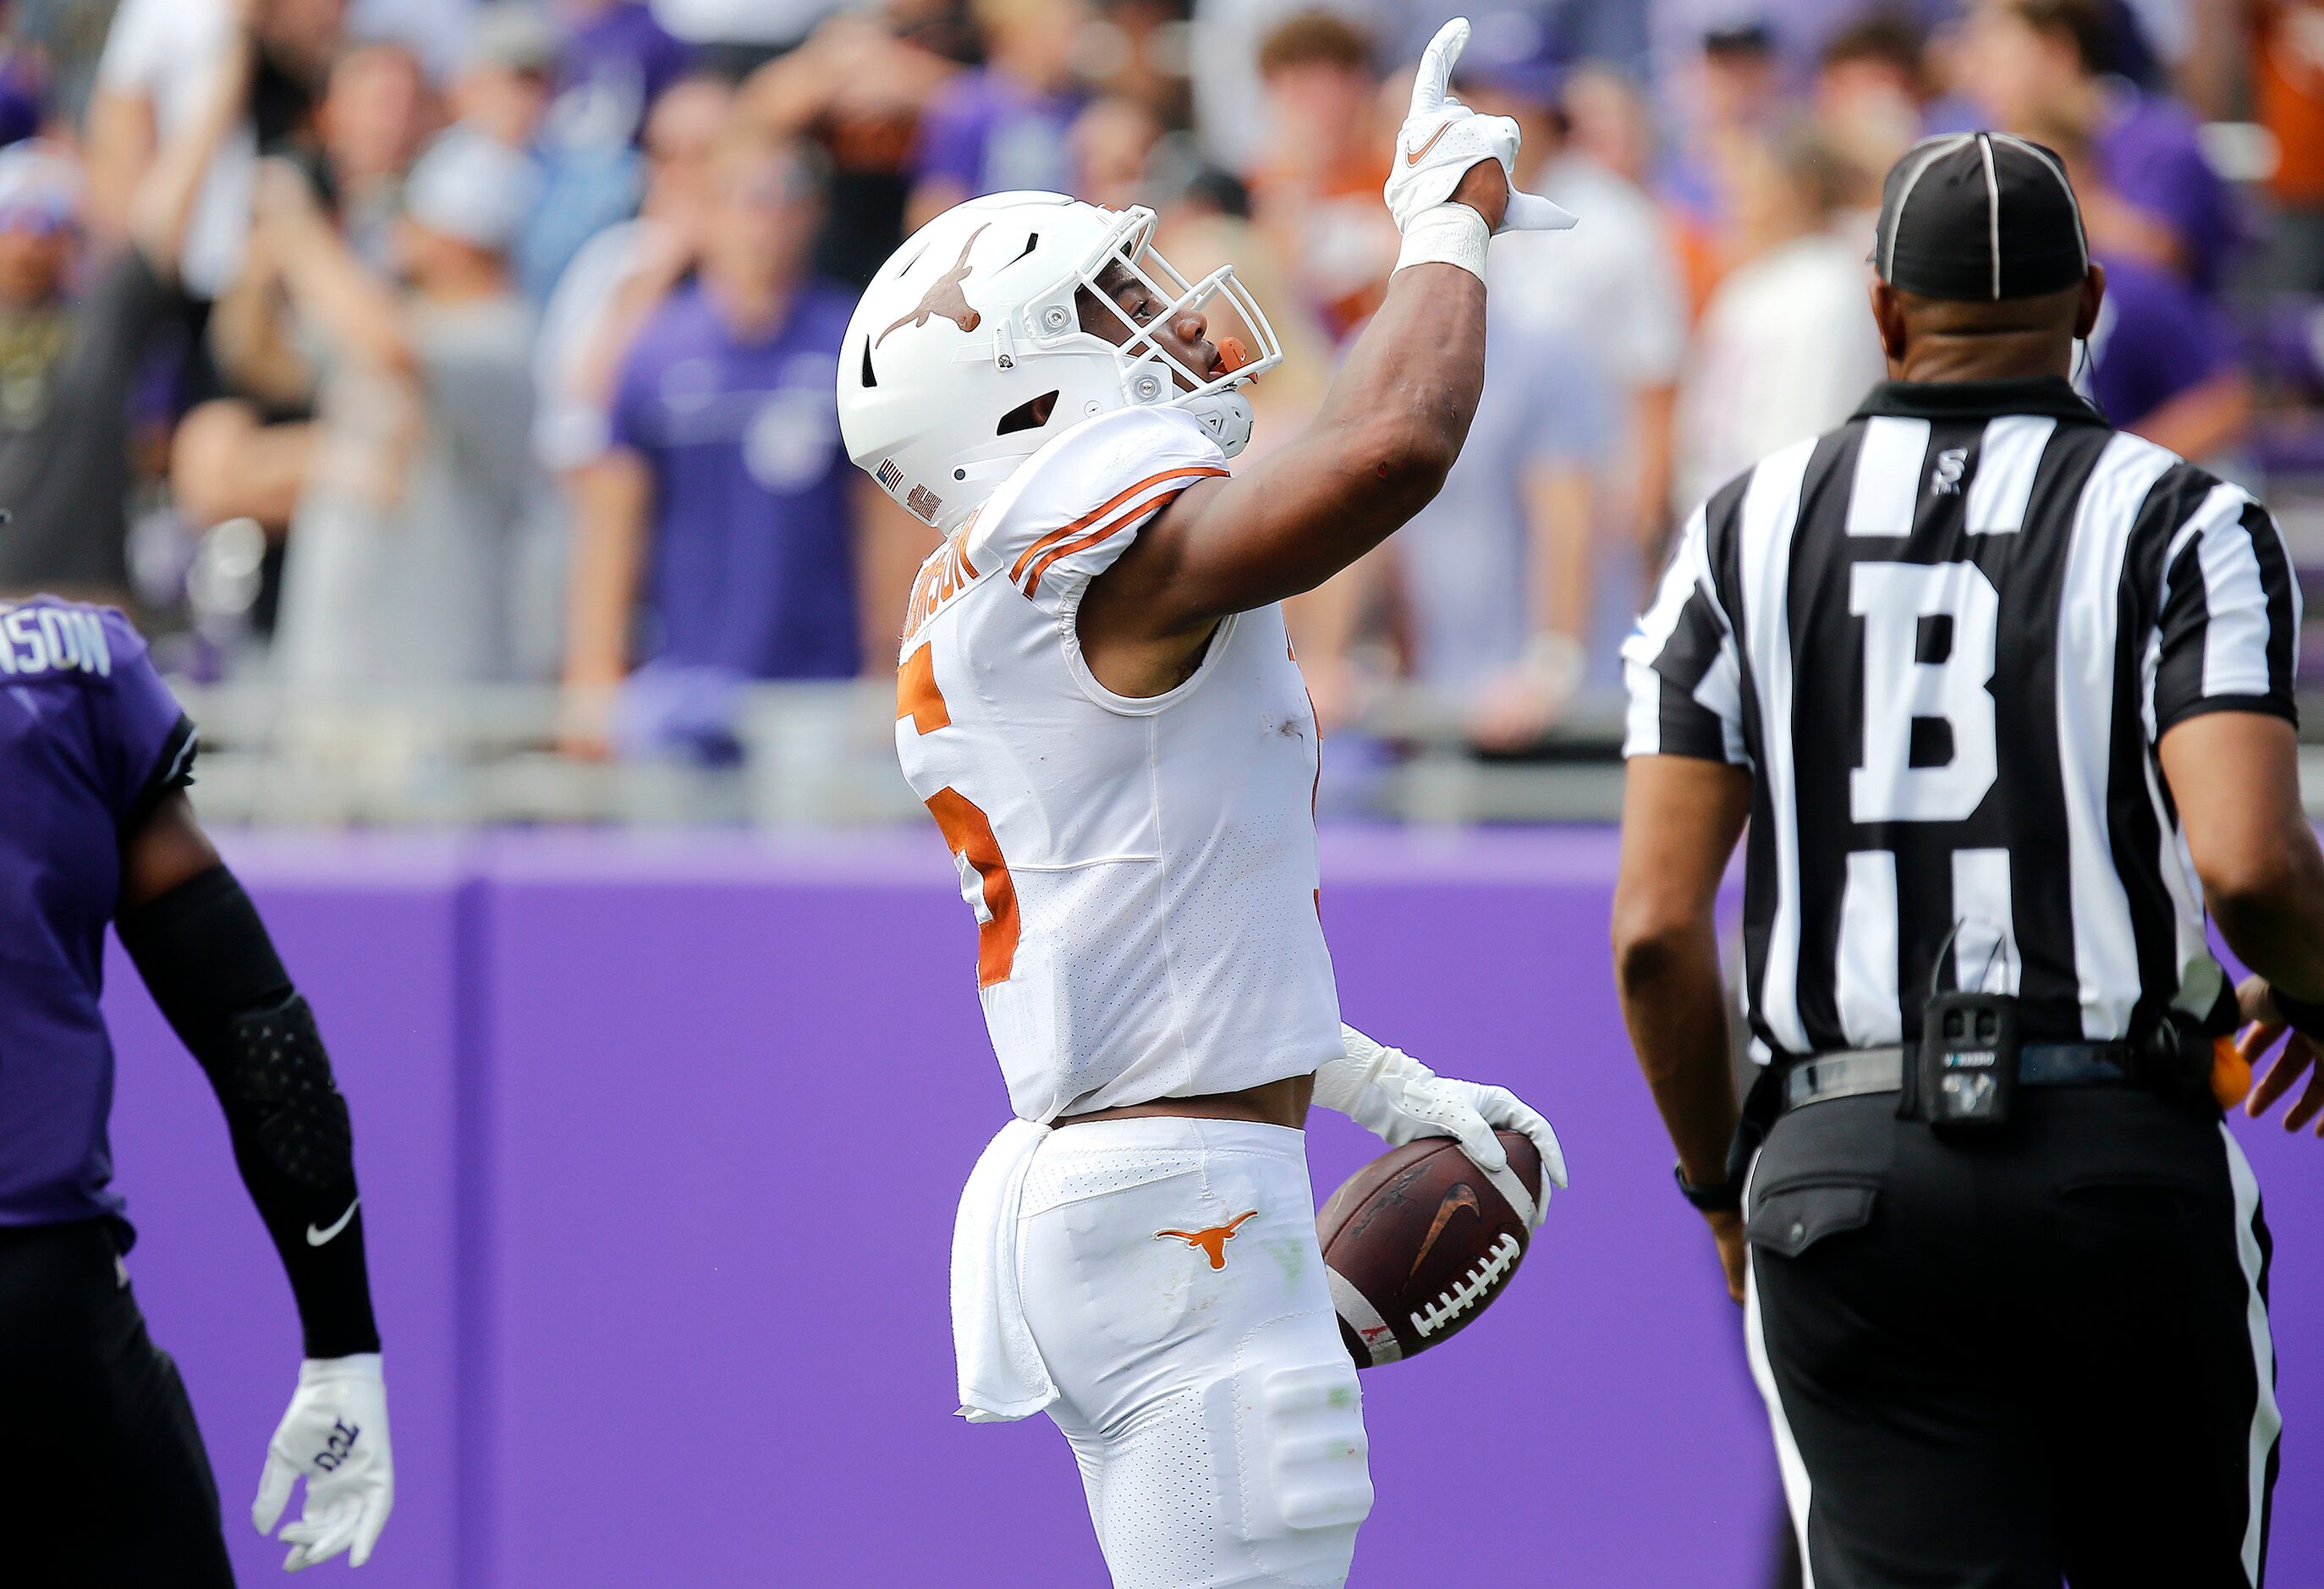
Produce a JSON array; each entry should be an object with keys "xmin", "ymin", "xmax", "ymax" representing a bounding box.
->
[{"xmin": 1783, "ymin": 1042, "xmax": 2130, "ymax": 1112}]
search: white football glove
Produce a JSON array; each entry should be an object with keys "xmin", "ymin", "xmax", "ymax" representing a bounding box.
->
[
  {"xmin": 255, "ymin": 1355, "xmax": 393, "ymax": 1571},
  {"xmin": 1383, "ymin": 17, "xmax": 1576, "ymax": 238},
  {"xmin": 1315, "ymin": 1024, "xmax": 1569, "ymax": 1226}
]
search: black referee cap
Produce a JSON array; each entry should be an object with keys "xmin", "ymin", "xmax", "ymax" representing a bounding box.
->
[{"xmin": 1874, "ymin": 132, "xmax": 2089, "ymax": 302}]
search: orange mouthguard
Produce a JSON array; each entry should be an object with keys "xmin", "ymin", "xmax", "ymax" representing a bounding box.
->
[{"xmin": 1217, "ymin": 336, "xmax": 1252, "ymax": 377}]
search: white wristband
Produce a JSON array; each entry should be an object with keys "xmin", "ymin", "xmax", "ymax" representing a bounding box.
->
[{"xmin": 1393, "ymin": 202, "xmax": 1492, "ymax": 281}]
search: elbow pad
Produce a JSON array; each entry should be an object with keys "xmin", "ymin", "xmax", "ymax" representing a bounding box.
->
[
  {"xmin": 228, "ymin": 993, "xmax": 354, "ymax": 1189},
  {"xmin": 120, "ymin": 867, "xmax": 354, "ymax": 1190}
]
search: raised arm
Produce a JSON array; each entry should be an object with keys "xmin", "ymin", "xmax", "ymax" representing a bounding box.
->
[
  {"xmin": 1084, "ymin": 180, "xmax": 1499, "ymax": 627},
  {"xmin": 255, "ymin": 159, "xmax": 416, "ymax": 378},
  {"xmin": 1079, "ymin": 19, "xmax": 1574, "ymax": 697},
  {"xmin": 124, "ymin": 0, "xmax": 255, "ymax": 279}
]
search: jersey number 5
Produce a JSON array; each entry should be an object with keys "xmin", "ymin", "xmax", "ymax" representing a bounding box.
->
[{"xmin": 900, "ymin": 642, "xmax": 1020, "ymax": 987}]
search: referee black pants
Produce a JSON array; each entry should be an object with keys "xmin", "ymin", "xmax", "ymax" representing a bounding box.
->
[
  {"xmin": 1745, "ymin": 1087, "xmax": 2279, "ymax": 1589},
  {"xmin": 0, "ymin": 1219, "xmax": 237, "ymax": 1587}
]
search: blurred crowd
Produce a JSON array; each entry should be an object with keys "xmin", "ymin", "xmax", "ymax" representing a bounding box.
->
[{"xmin": 0, "ymin": 0, "xmax": 2316, "ymax": 768}]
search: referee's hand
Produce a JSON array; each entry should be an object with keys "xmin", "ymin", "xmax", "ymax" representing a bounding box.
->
[
  {"xmin": 1707, "ymin": 1210, "xmax": 1745, "ymax": 1306},
  {"xmin": 2239, "ymin": 976, "xmax": 2324, "ymax": 1134}
]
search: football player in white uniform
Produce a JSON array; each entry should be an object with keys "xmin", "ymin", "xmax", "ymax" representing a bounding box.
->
[{"xmin": 840, "ymin": 21, "xmax": 1571, "ymax": 1588}]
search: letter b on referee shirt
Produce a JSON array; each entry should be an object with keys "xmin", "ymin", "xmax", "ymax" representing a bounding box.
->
[{"xmin": 1849, "ymin": 561, "xmax": 2001, "ymax": 823}]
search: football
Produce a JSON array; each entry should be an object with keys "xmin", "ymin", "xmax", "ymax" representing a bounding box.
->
[{"xmin": 1317, "ymin": 1130, "xmax": 1543, "ymax": 1368}]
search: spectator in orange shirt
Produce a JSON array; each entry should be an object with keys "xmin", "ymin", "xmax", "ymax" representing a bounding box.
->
[{"xmin": 2256, "ymin": 0, "xmax": 2324, "ymax": 289}]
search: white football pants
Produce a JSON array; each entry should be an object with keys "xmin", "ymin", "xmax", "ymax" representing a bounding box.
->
[{"xmin": 1017, "ymin": 1118, "xmax": 1373, "ymax": 1588}]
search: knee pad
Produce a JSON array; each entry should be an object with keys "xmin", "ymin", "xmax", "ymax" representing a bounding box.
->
[
  {"xmin": 1224, "ymin": 1318, "xmax": 1374, "ymax": 1586},
  {"xmin": 1074, "ymin": 1325, "xmax": 1371, "ymax": 1589},
  {"xmin": 226, "ymin": 996, "xmax": 354, "ymax": 1188}
]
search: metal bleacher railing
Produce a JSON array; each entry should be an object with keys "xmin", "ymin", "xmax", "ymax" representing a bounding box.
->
[
  {"xmin": 172, "ymin": 677, "xmax": 1649, "ymax": 827},
  {"xmin": 164, "ymin": 672, "xmax": 2324, "ymax": 829}
]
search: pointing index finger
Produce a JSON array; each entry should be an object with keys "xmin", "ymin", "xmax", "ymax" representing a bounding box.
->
[{"xmin": 1410, "ymin": 17, "xmax": 1470, "ymax": 119}]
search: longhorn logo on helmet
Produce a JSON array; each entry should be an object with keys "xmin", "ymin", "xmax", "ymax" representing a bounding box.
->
[{"xmin": 876, "ymin": 224, "xmax": 989, "ymax": 347}]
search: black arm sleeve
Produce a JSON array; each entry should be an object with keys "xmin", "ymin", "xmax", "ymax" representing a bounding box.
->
[{"xmin": 116, "ymin": 866, "xmax": 381, "ymax": 1357}]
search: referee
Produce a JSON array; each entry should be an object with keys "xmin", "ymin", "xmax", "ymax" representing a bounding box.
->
[{"xmin": 1613, "ymin": 133, "xmax": 2307, "ymax": 1586}]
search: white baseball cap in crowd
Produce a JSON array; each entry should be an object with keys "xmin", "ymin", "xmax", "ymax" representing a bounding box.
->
[
  {"xmin": 403, "ymin": 129, "xmax": 541, "ymax": 255},
  {"xmin": 0, "ymin": 139, "xmax": 80, "ymax": 235}
]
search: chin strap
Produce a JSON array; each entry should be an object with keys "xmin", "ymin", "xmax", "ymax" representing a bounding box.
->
[{"xmin": 1182, "ymin": 389, "xmax": 1255, "ymax": 457}]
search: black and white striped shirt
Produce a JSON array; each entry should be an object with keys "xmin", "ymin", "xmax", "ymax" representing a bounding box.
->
[{"xmin": 1624, "ymin": 377, "xmax": 2301, "ymax": 1059}]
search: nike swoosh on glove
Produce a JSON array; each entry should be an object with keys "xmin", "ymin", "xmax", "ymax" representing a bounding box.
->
[
  {"xmin": 1382, "ymin": 17, "xmax": 1576, "ymax": 235},
  {"xmin": 1316, "ymin": 1025, "xmax": 1569, "ymax": 1226},
  {"xmin": 255, "ymin": 1354, "xmax": 394, "ymax": 1571}
]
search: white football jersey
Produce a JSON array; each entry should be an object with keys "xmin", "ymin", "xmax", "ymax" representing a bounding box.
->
[{"xmin": 896, "ymin": 405, "xmax": 1343, "ymax": 1121}]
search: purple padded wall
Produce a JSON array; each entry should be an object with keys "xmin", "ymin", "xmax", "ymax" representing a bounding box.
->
[
  {"xmin": 95, "ymin": 828, "xmax": 2320, "ymax": 1586},
  {"xmin": 474, "ymin": 830, "xmax": 1783, "ymax": 1586}
]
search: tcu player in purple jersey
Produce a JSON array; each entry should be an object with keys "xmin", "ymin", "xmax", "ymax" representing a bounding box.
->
[{"xmin": 0, "ymin": 597, "xmax": 393, "ymax": 1580}]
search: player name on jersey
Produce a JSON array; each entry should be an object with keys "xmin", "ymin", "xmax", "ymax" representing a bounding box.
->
[{"xmin": 0, "ymin": 601, "xmax": 115, "ymax": 678}]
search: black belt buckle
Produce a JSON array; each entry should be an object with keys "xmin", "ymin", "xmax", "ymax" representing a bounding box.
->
[{"xmin": 1920, "ymin": 992, "xmax": 2021, "ymax": 1130}]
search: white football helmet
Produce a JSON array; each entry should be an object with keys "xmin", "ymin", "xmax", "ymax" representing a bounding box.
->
[{"xmin": 838, "ymin": 191, "xmax": 1283, "ymax": 533}]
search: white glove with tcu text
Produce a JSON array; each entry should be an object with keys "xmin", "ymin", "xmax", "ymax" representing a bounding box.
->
[
  {"xmin": 1383, "ymin": 15, "xmax": 1576, "ymax": 277},
  {"xmin": 1314, "ymin": 1024, "xmax": 1569, "ymax": 1225},
  {"xmin": 255, "ymin": 1354, "xmax": 393, "ymax": 1570}
]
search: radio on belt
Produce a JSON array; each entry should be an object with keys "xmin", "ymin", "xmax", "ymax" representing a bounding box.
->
[{"xmin": 1918, "ymin": 990, "xmax": 2021, "ymax": 1129}]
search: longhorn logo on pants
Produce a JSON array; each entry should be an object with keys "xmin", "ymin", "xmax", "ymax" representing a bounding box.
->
[{"xmin": 1157, "ymin": 1210, "xmax": 1258, "ymax": 1270}]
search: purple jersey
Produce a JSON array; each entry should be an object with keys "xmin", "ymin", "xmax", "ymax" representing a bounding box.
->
[
  {"xmin": 547, "ymin": 1, "xmax": 695, "ymax": 152},
  {"xmin": 0, "ymin": 600, "xmax": 193, "ymax": 1229},
  {"xmin": 607, "ymin": 280, "xmax": 860, "ymax": 679},
  {"xmin": 2085, "ymin": 250, "xmax": 2232, "ymax": 429},
  {"xmin": 909, "ymin": 68, "xmax": 1085, "ymax": 198},
  {"xmin": 2098, "ymin": 91, "xmax": 2241, "ymax": 294}
]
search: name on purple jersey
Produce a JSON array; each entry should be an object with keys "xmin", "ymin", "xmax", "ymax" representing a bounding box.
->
[{"xmin": 0, "ymin": 602, "xmax": 114, "ymax": 678}]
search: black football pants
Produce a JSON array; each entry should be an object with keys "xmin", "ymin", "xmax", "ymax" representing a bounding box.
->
[
  {"xmin": 1744, "ymin": 1087, "xmax": 2279, "ymax": 1589},
  {"xmin": 0, "ymin": 1219, "xmax": 237, "ymax": 1587}
]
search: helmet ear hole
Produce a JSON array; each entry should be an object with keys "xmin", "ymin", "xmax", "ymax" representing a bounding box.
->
[{"xmin": 996, "ymin": 390, "xmax": 1060, "ymax": 436}]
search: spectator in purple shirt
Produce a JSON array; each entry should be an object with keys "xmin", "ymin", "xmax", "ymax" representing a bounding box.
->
[
  {"xmin": 562, "ymin": 124, "xmax": 923, "ymax": 761},
  {"xmin": 905, "ymin": 0, "xmax": 1091, "ymax": 229},
  {"xmin": 2034, "ymin": 117, "xmax": 2253, "ymax": 463},
  {"xmin": 2081, "ymin": 251, "xmax": 2249, "ymax": 458},
  {"xmin": 1953, "ymin": 0, "xmax": 2241, "ymax": 293},
  {"xmin": 547, "ymin": 0, "xmax": 695, "ymax": 152},
  {"xmin": 525, "ymin": 3, "xmax": 697, "ymax": 310}
]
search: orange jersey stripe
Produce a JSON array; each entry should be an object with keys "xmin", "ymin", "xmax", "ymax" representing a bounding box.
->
[
  {"xmin": 1018, "ymin": 486, "xmax": 1195, "ymax": 597},
  {"xmin": 1005, "ymin": 465, "xmax": 1229, "ymax": 586}
]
